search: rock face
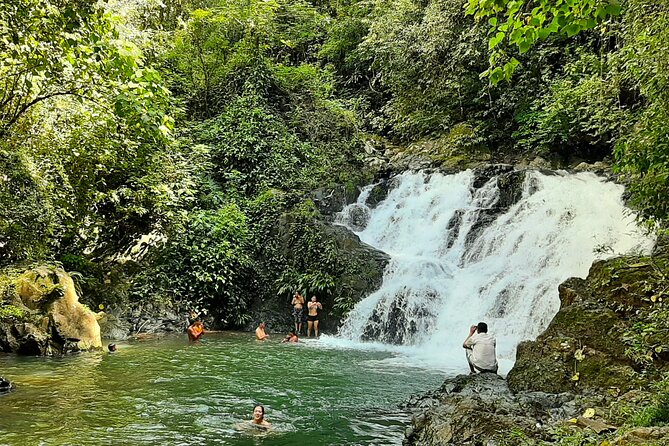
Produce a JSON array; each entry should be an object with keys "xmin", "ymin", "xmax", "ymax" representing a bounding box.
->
[
  {"xmin": 0, "ymin": 267, "xmax": 102, "ymax": 355},
  {"xmin": 97, "ymin": 308, "xmax": 187, "ymax": 340},
  {"xmin": 310, "ymin": 184, "xmax": 362, "ymax": 218},
  {"xmin": 371, "ymin": 130, "xmax": 492, "ymax": 175},
  {"xmin": 247, "ymin": 219, "xmax": 390, "ymax": 334},
  {"xmin": 507, "ymin": 255, "xmax": 666, "ymax": 394},
  {"xmin": 404, "ymin": 374, "xmax": 581, "ymax": 446},
  {"xmin": 462, "ymin": 165, "xmax": 527, "ymax": 249},
  {"xmin": 611, "ymin": 427, "xmax": 669, "ymax": 445}
]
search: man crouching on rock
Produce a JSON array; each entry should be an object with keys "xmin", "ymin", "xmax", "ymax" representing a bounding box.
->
[{"xmin": 463, "ymin": 322, "xmax": 498, "ymax": 374}]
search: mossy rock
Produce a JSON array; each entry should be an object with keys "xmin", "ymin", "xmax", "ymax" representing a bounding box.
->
[
  {"xmin": 509, "ymin": 249, "xmax": 669, "ymax": 395},
  {"xmin": 0, "ymin": 266, "xmax": 102, "ymax": 355},
  {"xmin": 389, "ymin": 126, "xmax": 491, "ymax": 174}
]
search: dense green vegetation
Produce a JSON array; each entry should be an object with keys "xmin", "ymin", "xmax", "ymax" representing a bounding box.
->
[
  {"xmin": 1, "ymin": 0, "xmax": 669, "ymax": 328},
  {"xmin": 2, "ymin": 2, "xmax": 668, "ymax": 443}
]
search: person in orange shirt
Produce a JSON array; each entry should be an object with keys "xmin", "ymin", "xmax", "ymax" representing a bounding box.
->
[{"xmin": 187, "ymin": 321, "xmax": 205, "ymax": 342}]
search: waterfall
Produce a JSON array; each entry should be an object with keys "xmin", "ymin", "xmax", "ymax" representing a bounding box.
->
[{"xmin": 334, "ymin": 169, "xmax": 654, "ymax": 373}]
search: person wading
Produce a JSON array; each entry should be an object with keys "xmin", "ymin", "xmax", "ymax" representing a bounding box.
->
[
  {"xmin": 187, "ymin": 321, "xmax": 205, "ymax": 342},
  {"xmin": 255, "ymin": 322, "xmax": 270, "ymax": 341},
  {"xmin": 281, "ymin": 331, "xmax": 299, "ymax": 343},
  {"xmin": 306, "ymin": 296, "xmax": 323, "ymax": 337}
]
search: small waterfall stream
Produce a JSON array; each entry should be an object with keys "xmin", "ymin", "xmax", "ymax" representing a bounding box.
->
[{"xmin": 334, "ymin": 169, "xmax": 654, "ymax": 373}]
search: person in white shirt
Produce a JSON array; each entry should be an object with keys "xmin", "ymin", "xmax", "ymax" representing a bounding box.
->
[{"xmin": 463, "ymin": 322, "xmax": 498, "ymax": 374}]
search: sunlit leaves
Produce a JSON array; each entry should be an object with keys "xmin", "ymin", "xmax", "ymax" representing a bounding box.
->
[
  {"xmin": 165, "ymin": 0, "xmax": 326, "ymax": 118},
  {"xmin": 465, "ymin": 0, "xmax": 623, "ymax": 83},
  {"xmin": 613, "ymin": 0, "xmax": 669, "ymax": 224},
  {"xmin": 0, "ymin": 0, "xmax": 173, "ymax": 141}
]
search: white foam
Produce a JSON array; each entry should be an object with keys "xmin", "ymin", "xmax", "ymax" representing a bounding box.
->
[{"xmin": 335, "ymin": 170, "xmax": 654, "ymax": 373}]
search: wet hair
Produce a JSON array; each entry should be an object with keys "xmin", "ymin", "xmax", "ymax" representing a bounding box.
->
[
  {"xmin": 477, "ymin": 322, "xmax": 488, "ymax": 333},
  {"xmin": 254, "ymin": 405, "xmax": 265, "ymax": 417},
  {"xmin": 107, "ymin": 343, "xmax": 117, "ymax": 352}
]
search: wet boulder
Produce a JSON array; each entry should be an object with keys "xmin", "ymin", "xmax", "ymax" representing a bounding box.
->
[
  {"xmin": 508, "ymin": 254, "xmax": 668, "ymax": 395},
  {"xmin": 248, "ymin": 215, "xmax": 390, "ymax": 333},
  {"xmin": 404, "ymin": 373, "xmax": 580, "ymax": 446},
  {"xmin": 0, "ymin": 376, "xmax": 14, "ymax": 394}
]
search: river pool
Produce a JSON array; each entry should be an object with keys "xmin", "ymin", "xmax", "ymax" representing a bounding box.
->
[{"xmin": 0, "ymin": 332, "xmax": 446, "ymax": 446}]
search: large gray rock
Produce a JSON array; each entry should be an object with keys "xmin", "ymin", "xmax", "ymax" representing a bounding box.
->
[
  {"xmin": 404, "ymin": 374, "xmax": 581, "ymax": 446},
  {"xmin": 507, "ymin": 254, "xmax": 667, "ymax": 395}
]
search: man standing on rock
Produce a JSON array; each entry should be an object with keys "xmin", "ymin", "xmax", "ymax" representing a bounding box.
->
[
  {"xmin": 463, "ymin": 322, "xmax": 498, "ymax": 374},
  {"xmin": 291, "ymin": 291, "xmax": 305, "ymax": 335}
]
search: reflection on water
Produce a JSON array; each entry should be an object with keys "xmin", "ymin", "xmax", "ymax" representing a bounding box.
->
[{"xmin": 0, "ymin": 332, "xmax": 443, "ymax": 446}]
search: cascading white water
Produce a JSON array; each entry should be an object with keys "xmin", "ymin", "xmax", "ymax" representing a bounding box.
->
[{"xmin": 333, "ymin": 169, "xmax": 655, "ymax": 374}]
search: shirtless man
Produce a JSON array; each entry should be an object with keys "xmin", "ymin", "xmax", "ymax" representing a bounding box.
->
[
  {"xmin": 255, "ymin": 322, "xmax": 269, "ymax": 341},
  {"xmin": 291, "ymin": 292, "xmax": 305, "ymax": 334},
  {"xmin": 307, "ymin": 296, "xmax": 323, "ymax": 337}
]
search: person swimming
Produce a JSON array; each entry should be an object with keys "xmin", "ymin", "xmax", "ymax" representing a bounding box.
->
[
  {"xmin": 250, "ymin": 405, "xmax": 271, "ymax": 429},
  {"xmin": 107, "ymin": 343, "xmax": 117, "ymax": 352},
  {"xmin": 281, "ymin": 331, "xmax": 298, "ymax": 343},
  {"xmin": 255, "ymin": 322, "xmax": 269, "ymax": 341}
]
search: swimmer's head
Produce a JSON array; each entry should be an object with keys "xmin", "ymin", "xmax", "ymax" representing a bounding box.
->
[
  {"xmin": 253, "ymin": 405, "xmax": 265, "ymax": 421},
  {"xmin": 107, "ymin": 343, "xmax": 117, "ymax": 352}
]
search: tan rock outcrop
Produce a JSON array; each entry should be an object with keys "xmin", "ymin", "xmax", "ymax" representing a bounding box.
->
[{"xmin": 0, "ymin": 266, "xmax": 101, "ymax": 354}]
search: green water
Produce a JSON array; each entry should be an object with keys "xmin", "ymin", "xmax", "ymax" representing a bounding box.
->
[{"xmin": 0, "ymin": 332, "xmax": 444, "ymax": 446}]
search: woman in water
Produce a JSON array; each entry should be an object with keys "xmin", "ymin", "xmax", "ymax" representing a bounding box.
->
[
  {"xmin": 281, "ymin": 331, "xmax": 299, "ymax": 343},
  {"xmin": 250, "ymin": 405, "xmax": 271, "ymax": 429}
]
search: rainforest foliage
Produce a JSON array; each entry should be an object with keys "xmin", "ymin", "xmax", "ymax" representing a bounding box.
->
[{"xmin": 1, "ymin": 0, "xmax": 669, "ymax": 325}]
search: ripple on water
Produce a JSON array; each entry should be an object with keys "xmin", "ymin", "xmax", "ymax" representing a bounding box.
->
[{"xmin": 0, "ymin": 332, "xmax": 444, "ymax": 446}]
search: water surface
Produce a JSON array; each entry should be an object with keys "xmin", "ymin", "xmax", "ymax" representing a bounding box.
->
[{"xmin": 0, "ymin": 332, "xmax": 444, "ymax": 446}]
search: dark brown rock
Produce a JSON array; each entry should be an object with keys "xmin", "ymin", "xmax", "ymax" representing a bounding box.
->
[{"xmin": 0, "ymin": 376, "xmax": 13, "ymax": 394}]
